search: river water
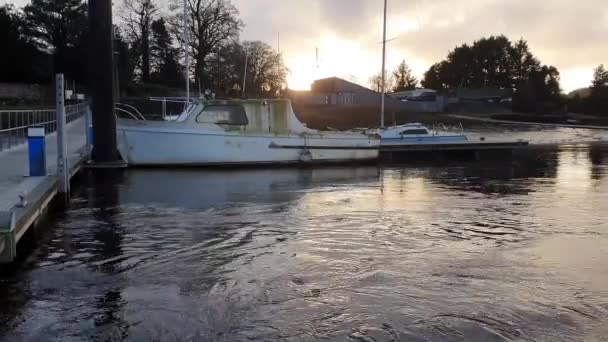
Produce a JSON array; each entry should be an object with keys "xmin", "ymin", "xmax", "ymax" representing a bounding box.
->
[{"xmin": 1, "ymin": 127, "xmax": 608, "ymax": 341}]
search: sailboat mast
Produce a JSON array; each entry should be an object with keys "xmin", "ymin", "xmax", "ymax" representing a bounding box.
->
[
  {"xmin": 380, "ymin": 0, "xmax": 388, "ymax": 128},
  {"xmin": 183, "ymin": 0, "xmax": 190, "ymax": 103}
]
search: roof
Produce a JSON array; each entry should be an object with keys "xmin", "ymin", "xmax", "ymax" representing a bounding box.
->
[
  {"xmin": 450, "ymin": 87, "xmax": 511, "ymax": 100},
  {"xmin": 311, "ymin": 77, "xmax": 376, "ymax": 94},
  {"xmin": 391, "ymin": 89, "xmax": 437, "ymax": 98}
]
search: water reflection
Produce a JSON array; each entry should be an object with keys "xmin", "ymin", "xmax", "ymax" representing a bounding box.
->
[
  {"xmin": 118, "ymin": 167, "xmax": 380, "ymax": 209},
  {"xmin": 1, "ymin": 146, "xmax": 608, "ymax": 341}
]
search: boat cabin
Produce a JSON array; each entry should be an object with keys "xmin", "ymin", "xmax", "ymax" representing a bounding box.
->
[
  {"xmin": 172, "ymin": 99, "xmax": 317, "ymax": 135},
  {"xmin": 380, "ymin": 123, "xmax": 432, "ymax": 139}
]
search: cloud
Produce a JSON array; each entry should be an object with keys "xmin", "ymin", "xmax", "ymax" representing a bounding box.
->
[
  {"xmin": 6, "ymin": 0, "xmax": 606, "ymax": 90},
  {"xmin": 231, "ymin": 0, "xmax": 607, "ymax": 91}
]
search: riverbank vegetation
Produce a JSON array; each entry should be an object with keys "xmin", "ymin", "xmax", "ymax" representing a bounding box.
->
[
  {"xmin": 0, "ymin": 0, "xmax": 287, "ymax": 99},
  {"xmin": 0, "ymin": 2, "xmax": 606, "ymax": 118}
]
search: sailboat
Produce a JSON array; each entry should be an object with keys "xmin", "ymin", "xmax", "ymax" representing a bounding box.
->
[{"xmin": 375, "ymin": 0, "xmax": 468, "ymax": 145}]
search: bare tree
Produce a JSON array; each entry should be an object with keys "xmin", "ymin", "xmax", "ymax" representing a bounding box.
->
[
  {"xmin": 240, "ymin": 41, "xmax": 287, "ymax": 97},
  {"xmin": 120, "ymin": 0, "xmax": 158, "ymax": 82},
  {"xmin": 170, "ymin": 0, "xmax": 243, "ymax": 88},
  {"xmin": 369, "ymin": 71, "xmax": 394, "ymax": 93},
  {"xmin": 210, "ymin": 41, "xmax": 287, "ymax": 97}
]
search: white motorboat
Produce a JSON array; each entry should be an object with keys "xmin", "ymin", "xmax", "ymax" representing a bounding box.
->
[
  {"xmin": 378, "ymin": 123, "xmax": 468, "ymax": 145},
  {"xmin": 117, "ymin": 99, "xmax": 380, "ymax": 166}
]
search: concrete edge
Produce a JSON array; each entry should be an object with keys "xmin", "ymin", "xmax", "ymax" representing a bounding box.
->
[
  {"xmin": 12, "ymin": 177, "xmax": 57, "ymax": 243},
  {"xmin": 0, "ymin": 211, "xmax": 16, "ymax": 263}
]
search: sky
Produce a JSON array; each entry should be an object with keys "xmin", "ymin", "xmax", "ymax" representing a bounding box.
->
[{"xmin": 4, "ymin": 0, "xmax": 607, "ymax": 92}]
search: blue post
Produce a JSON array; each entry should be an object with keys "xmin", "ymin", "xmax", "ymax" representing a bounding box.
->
[
  {"xmin": 85, "ymin": 105, "xmax": 94, "ymax": 158},
  {"xmin": 28, "ymin": 127, "xmax": 46, "ymax": 177}
]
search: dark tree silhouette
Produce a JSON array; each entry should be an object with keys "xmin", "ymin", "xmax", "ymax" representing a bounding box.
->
[
  {"xmin": 590, "ymin": 64, "xmax": 608, "ymax": 115},
  {"xmin": 239, "ymin": 41, "xmax": 287, "ymax": 97},
  {"xmin": 22, "ymin": 0, "xmax": 88, "ymax": 83},
  {"xmin": 169, "ymin": 0, "xmax": 243, "ymax": 89},
  {"xmin": 513, "ymin": 65, "xmax": 561, "ymax": 113},
  {"xmin": 392, "ymin": 60, "xmax": 417, "ymax": 92},
  {"xmin": 210, "ymin": 41, "xmax": 287, "ymax": 97},
  {"xmin": 113, "ymin": 27, "xmax": 138, "ymax": 96},
  {"xmin": 421, "ymin": 62, "xmax": 445, "ymax": 89},
  {"xmin": 120, "ymin": 0, "xmax": 158, "ymax": 82},
  {"xmin": 0, "ymin": 5, "xmax": 50, "ymax": 83},
  {"xmin": 421, "ymin": 35, "xmax": 563, "ymax": 114},
  {"xmin": 150, "ymin": 18, "xmax": 183, "ymax": 88}
]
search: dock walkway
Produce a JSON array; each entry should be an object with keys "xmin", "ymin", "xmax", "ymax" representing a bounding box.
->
[{"xmin": 0, "ymin": 116, "xmax": 88, "ymax": 262}]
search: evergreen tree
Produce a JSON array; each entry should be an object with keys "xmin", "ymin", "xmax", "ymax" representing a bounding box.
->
[
  {"xmin": 590, "ymin": 64, "xmax": 608, "ymax": 115},
  {"xmin": 510, "ymin": 38, "xmax": 541, "ymax": 89},
  {"xmin": 150, "ymin": 18, "xmax": 182, "ymax": 88},
  {"xmin": 23, "ymin": 0, "xmax": 88, "ymax": 83},
  {"xmin": 0, "ymin": 5, "xmax": 50, "ymax": 83},
  {"xmin": 421, "ymin": 62, "xmax": 445, "ymax": 89},
  {"xmin": 392, "ymin": 60, "xmax": 418, "ymax": 92},
  {"xmin": 420, "ymin": 35, "xmax": 563, "ymax": 113},
  {"xmin": 113, "ymin": 27, "xmax": 138, "ymax": 96}
]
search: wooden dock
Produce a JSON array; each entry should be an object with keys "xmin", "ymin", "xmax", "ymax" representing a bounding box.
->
[
  {"xmin": 0, "ymin": 117, "xmax": 89, "ymax": 263},
  {"xmin": 380, "ymin": 139, "xmax": 529, "ymax": 152}
]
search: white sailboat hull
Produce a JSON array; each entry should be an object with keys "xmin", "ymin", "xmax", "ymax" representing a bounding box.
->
[{"xmin": 117, "ymin": 125, "xmax": 379, "ymax": 166}]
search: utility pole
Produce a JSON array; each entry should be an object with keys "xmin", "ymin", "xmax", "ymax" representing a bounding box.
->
[
  {"xmin": 89, "ymin": 0, "xmax": 118, "ymax": 162},
  {"xmin": 380, "ymin": 0, "xmax": 388, "ymax": 128}
]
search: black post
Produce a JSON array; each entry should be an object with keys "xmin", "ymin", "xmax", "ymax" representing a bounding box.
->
[{"xmin": 89, "ymin": 0, "xmax": 118, "ymax": 163}]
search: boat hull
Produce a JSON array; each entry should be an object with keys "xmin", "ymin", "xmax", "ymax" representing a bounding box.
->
[{"xmin": 117, "ymin": 126, "xmax": 379, "ymax": 166}]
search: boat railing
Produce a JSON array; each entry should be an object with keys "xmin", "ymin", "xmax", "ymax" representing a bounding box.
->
[
  {"xmin": 150, "ymin": 97, "xmax": 193, "ymax": 121},
  {"xmin": 433, "ymin": 122, "xmax": 466, "ymax": 135},
  {"xmin": 115, "ymin": 103, "xmax": 146, "ymax": 121}
]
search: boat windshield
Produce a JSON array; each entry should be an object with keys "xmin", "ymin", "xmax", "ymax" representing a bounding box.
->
[{"xmin": 400, "ymin": 129, "xmax": 429, "ymax": 135}]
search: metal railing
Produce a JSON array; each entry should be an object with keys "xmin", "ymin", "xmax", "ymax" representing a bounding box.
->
[
  {"xmin": 0, "ymin": 102, "xmax": 88, "ymax": 152},
  {"xmin": 150, "ymin": 97, "xmax": 193, "ymax": 121},
  {"xmin": 115, "ymin": 103, "xmax": 146, "ymax": 121}
]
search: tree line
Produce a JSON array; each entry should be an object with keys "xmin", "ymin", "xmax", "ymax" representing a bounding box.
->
[
  {"xmin": 420, "ymin": 35, "xmax": 563, "ymax": 113},
  {"xmin": 369, "ymin": 60, "xmax": 418, "ymax": 93},
  {"xmin": 0, "ymin": 0, "xmax": 287, "ymax": 98},
  {"xmin": 370, "ymin": 35, "xmax": 606, "ymax": 116}
]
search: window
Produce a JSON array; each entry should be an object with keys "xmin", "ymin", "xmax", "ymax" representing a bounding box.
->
[
  {"xmin": 196, "ymin": 105, "xmax": 248, "ymax": 125},
  {"xmin": 400, "ymin": 129, "xmax": 429, "ymax": 135}
]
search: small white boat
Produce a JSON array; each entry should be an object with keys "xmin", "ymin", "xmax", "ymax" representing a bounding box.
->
[
  {"xmin": 378, "ymin": 123, "xmax": 468, "ymax": 145},
  {"xmin": 117, "ymin": 99, "xmax": 380, "ymax": 166}
]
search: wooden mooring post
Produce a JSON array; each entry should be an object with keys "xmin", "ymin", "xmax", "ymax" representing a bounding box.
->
[{"xmin": 89, "ymin": 0, "xmax": 118, "ymax": 164}]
